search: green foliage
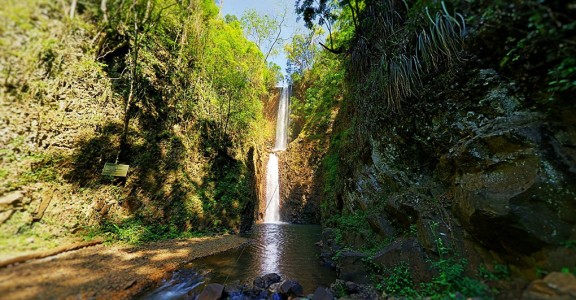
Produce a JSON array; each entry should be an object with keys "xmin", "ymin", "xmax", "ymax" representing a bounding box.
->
[
  {"xmin": 0, "ymin": 137, "xmax": 64, "ymax": 192},
  {"xmin": 0, "ymin": 169, "xmax": 8, "ymax": 180},
  {"xmin": 96, "ymin": 218, "xmax": 206, "ymax": 245},
  {"xmin": 19, "ymin": 154, "xmax": 62, "ymax": 184},
  {"xmin": 375, "ymin": 263, "xmax": 419, "ymax": 297},
  {"xmin": 562, "ymin": 240, "xmax": 576, "ymax": 249},
  {"xmin": 409, "ymin": 224, "xmax": 418, "ymax": 236},
  {"xmin": 479, "ymin": 264, "xmax": 510, "ymax": 281},
  {"xmin": 201, "ymin": 0, "xmax": 219, "ymax": 19},
  {"xmin": 366, "ymin": 222, "xmax": 491, "ymax": 299},
  {"xmin": 330, "ymin": 281, "xmax": 347, "ymax": 298},
  {"xmin": 325, "ymin": 208, "xmax": 391, "ymax": 255},
  {"xmin": 489, "ymin": 1, "xmax": 576, "ymax": 102},
  {"xmin": 285, "ymin": 27, "xmax": 322, "ymax": 79},
  {"xmin": 548, "ymin": 57, "xmax": 576, "ymax": 93},
  {"xmin": 536, "ymin": 266, "xmax": 549, "ymax": 278},
  {"xmin": 291, "ymin": 50, "xmax": 345, "ymax": 136},
  {"xmin": 350, "ymin": 1, "xmax": 465, "ymax": 115},
  {"xmin": 1, "ymin": 0, "xmax": 277, "ymax": 244},
  {"xmin": 240, "ymin": 8, "xmax": 285, "ymax": 60},
  {"xmin": 419, "ymin": 222, "xmax": 491, "ymax": 299}
]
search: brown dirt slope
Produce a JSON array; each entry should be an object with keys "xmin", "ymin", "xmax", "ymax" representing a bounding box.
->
[{"xmin": 0, "ymin": 235, "xmax": 248, "ymax": 300}]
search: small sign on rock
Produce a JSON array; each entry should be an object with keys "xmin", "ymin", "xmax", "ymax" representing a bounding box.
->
[{"xmin": 101, "ymin": 163, "xmax": 129, "ymax": 177}]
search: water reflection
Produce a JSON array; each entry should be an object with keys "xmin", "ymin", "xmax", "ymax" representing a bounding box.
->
[
  {"xmin": 261, "ymin": 224, "xmax": 280, "ymax": 275},
  {"xmin": 190, "ymin": 224, "xmax": 335, "ymax": 293}
]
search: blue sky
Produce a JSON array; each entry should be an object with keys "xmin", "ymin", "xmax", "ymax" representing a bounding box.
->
[{"xmin": 218, "ymin": 0, "xmax": 306, "ymax": 78}]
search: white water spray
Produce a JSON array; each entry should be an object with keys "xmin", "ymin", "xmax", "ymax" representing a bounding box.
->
[
  {"xmin": 264, "ymin": 153, "xmax": 280, "ymax": 223},
  {"xmin": 264, "ymin": 86, "xmax": 290, "ymax": 223},
  {"xmin": 274, "ymin": 87, "xmax": 290, "ymax": 151}
]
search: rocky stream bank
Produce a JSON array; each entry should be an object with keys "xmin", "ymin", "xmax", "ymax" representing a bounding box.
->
[
  {"xmin": 0, "ymin": 235, "xmax": 247, "ymax": 300},
  {"xmin": 191, "ymin": 273, "xmax": 379, "ymax": 300}
]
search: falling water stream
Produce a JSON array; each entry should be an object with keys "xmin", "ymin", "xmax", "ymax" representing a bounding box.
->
[
  {"xmin": 263, "ymin": 86, "xmax": 290, "ymax": 223},
  {"xmin": 143, "ymin": 86, "xmax": 335, "ymax": 299}
]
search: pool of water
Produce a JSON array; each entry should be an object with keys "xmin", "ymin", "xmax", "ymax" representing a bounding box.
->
[
  {"xmin": 192, "ymin": 223, "xmax": 336, "ymax": 292},
  {"xmin": 143, "ymin": 223, "xmax": 336, "ymax": 299}
]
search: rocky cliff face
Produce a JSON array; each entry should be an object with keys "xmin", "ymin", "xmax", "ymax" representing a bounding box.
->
[
  {"xmin": 278, "ymin": 136, "xmax": 325, "ymax": 224},
  {"xmin": 310, "ymin": 0, "xmax": 576, "ymax": 292},
  {"xmin": 332, "ymin": 65, "xmax": 576, "ymax": 277}
]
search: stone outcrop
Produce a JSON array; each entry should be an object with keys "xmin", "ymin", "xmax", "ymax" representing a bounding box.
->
[
  {"xmin": 326, "ymin": 66, "xmax": 576, "ymax": 283},
  {"xmin": 278, "ymin": 136, "xmax": 327, "ymax": 224},
  {"xmin": 522, "ymin": 272, "xmax": 576, "ymax": 300}
]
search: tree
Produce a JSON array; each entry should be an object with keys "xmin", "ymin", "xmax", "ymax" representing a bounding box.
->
[
  {"xmin": 295, "ymin": 0, "xmax": 363, "ymax": 54},
  {"xmin": 240, "ymin": 8, "xmax": 286, "ymax": 61},
  {"xmin": 285, "ymin": 27, "xmax": 322, "ymax": 80},
  {"xmin": 70, "ymin": 0, "xmax": 78, "ymax": 18}
]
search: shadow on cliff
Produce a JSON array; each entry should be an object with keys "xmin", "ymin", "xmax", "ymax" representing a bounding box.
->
[
  {"xmin": 283, "ymin": 182, "xmax": 321, "ymax": 224},
  {"xmin": 60, "ymin": 42, "xmax": 258, "ymax": 233},
  {"xmin": 63, "ymin": 91, "xmax": 191, "ymax": 227},
  {"xmin": 64, "ymin": 103, "xmax": 255, "ymax": 233}
]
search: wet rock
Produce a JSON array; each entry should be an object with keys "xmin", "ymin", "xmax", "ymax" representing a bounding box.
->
[
  {"xmin": 448, "ymin": 122, "xmax": 574, "ymax": 254},
  {"xmin": 341, "ymin": 231, "xmax": 367, "ymax": 248},
  {"xmin": 372, "ymin": 238, "xmax": 431, "ymax": 283},
  {"xmin": 197, "ymin": 283, "xmax": 224, "ymax": 300},
  {"xmin": 344, "ymin": 281, "xmax": 359, "ymax": 294},
  {"xmin": 416, "ymin": 218, "xmax": 453, "ymax": 254},
  {"xmin": 253, "ymin": 273, "xmax": 282, "ymax": 290},
  {"xmin": 522, "ymin": 272, "xmax": 576, "ymax": 300},
  {"xmin": 224, "ymin": 283, "xmax": 248, "ymax": 299},
  {"xmin": 269, "ymin": 282, "xmax": 281, "ymax": 293},
  {"xmin": 313, "ymin": 287, "xmax": 334, "ymax": 300},
  {"xmin": 330, "ymin": 280, "xmax": 381, "ymax": 300},
  {"xmin": 384, "ymin": 192, "xmax": 428, "ymax": 227},
  {"xmin": 337, "ymin": 251, "xmax": 369, "ymax": 284},
  {"xmin": 366, "ymin": 214, "xmax": 396, "ymax": 239},
  {"xmin": 279, "ymin": 279, "xmax": 304, "ymax": 297}
]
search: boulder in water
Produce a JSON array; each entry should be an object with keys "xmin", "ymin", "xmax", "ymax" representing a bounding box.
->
[
  {"xmin": 197, "ymin": 283, "xmax": 224, "ymax": 300},
  {"xmin": 224, "ymin": 283, "xmax": 248, "ymax": 299},
  {"xmin": 279, "ymin": 279, "xmax": 304, "ymax": 297},
  {"xmin": 313, "ymin": 287, "xmax": 334, "ymax": 300},
  {"xmin": 253, "ymin": 273, "xmax": 282, "ymax": 289}
]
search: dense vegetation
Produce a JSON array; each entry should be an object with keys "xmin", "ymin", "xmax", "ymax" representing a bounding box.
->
[
  {"xmin": 0, "ymin": 0, "xmax": 279, "ymax": 249},
  {"xmin": 1, "ymin": 0, "xmax": 575, "ymax": 298},
  {"xmin": 289, "ymin": 0, "xmax": 576, "ymax": 298}
]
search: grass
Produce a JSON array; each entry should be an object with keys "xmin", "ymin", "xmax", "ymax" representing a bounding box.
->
[
  {"xmin": 0, "ymin": 135, "xmax": 65, "ymax": 192},
  {"xmin": 0, "ymin": 215, "xmax": 66, "ymax": 259},
  {"xmin": 86, "ymin": 217, "xmax": 211, "ymax": 245}
]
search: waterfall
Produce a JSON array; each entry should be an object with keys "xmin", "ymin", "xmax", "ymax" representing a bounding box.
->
[
  {"xmin": 274, "ymin": 87, "xmax": 290, "ymax": 151},
  {"xmin": 264, "ymin": 153, "xmax": 280, "ymax": 223},
  {"xmin": 264, "ymin": 86, "xmax": 290, "ymax": 223}
]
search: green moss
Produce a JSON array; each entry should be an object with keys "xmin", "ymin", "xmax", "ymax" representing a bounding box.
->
[{"xmin": 0, "ymin": 169, "xmax": 8, "ymax": 180}]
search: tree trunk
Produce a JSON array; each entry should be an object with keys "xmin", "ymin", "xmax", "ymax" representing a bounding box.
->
[
  {"xmin": 101, "ymin": 0, "xmax": 108, "ymax": 23},
  {"xmin": 116, "ymin": 0, "xmax": 140, "ymax": 164},
  {"xmin": 69, "ymin": 0, "xmax": 77, "ymax": 19}
]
